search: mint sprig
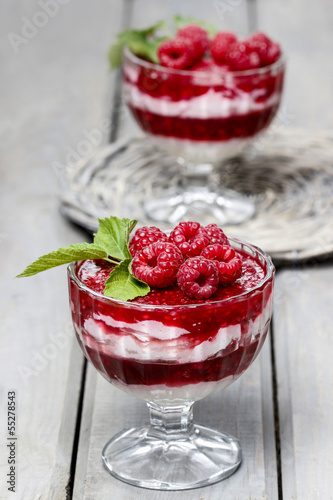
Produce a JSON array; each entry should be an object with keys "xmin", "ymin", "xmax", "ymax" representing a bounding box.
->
[
  {"xmin": 16, "ymin": 243, "xmax": 109, "ymax": 278},
  {"xmin": 93, "ymin": 216, "xmax": 136, "ymax": 260},
  {"xmin": 104, "ymin": 259, "xmax": 150, "ymax": 301},
  {"xmin": 16, "ymin": 216, "xmax": 151, "ymax": 302},
  {"xmin": 108, "ymin": 22, "xmax": 166, "ymax": 69}
]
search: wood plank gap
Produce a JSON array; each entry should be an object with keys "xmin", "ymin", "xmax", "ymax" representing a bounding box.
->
[
  {"xmin": 246, "ymin": 0, "xmax": 258, "ymax": 33},
  {"xmin": 269, "ymin": 315, "xmax": 283, "ymax": 500},
  {"xmin": 109, "ymin": 0, "xmax": 135, "ymax": 142},
  {"xmin": 66, "ymin": 358, "xmax": 88, "ymax": 500}
]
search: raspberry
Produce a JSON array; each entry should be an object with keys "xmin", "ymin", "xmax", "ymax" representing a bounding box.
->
[
  {"xmin": 129, "ymin": 226, "xmax": 168, "ymax": 257},
  {"xmin": 227, "ymin": 41, "xmax": 261, "ymax": 71},
  {"xmin": 158, "ymin": 37, "xmax": 196, "ymax": 69},
  {"xmin": 131, "ymin": 242, "xmax": 183, "ymax": 288},
  {"xmin": 177, "ymin": 24, "xmax": 209, "ymax": 59},
  {"xmin": 169, "ymin": 221, "xmax": 210, "ymax": 258},
  {"xmin": 177, "ymin": 257, "xmax": 219, "ymax": 299},
  {"xmin": 246, "ymin": 32, "xmax": 281, "ymax": 66},
  {"xmin": 262, "ymin": 42, "xmax": 281, "ymax": 66},
  {"xmin": 190, "ymin": 57, "xmax": 218, "ymax": 72},
  {"xmin": 201, "ymin": 244, "xmax": 242, "ymax": 285},
  {"xmin": 211, "ymin": 32, "xmax": 238, "ymax": 64},
  {"xmin": 205, "ymin": 223, "xmax": 229, "ymax": 246}
]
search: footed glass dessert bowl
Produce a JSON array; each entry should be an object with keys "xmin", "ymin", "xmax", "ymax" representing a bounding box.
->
[
  {"xmin": 123, "ymin": 45, "xmax": 285, "ymax": 226},
  {"xmin": 68, "ymin": 237, "xmax": 275, "ymax": 490}
]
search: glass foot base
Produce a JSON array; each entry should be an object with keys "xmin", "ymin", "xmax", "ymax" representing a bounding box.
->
[
  {"xmin": 143, "ymin": 189, "xmax": 255, "ymax": 226},
  {"xmin": 102, "ymin": 424, "xmax": 242, "ymax": 491}
]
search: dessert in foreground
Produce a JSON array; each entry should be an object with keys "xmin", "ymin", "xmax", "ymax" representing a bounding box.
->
[
  {"xmin": 18, "ymin": 216, "xmax": 275, "ymax": 490},
  {"xmin": 71, "ymin": 236, "xmax": 272, "ymax": 404}
]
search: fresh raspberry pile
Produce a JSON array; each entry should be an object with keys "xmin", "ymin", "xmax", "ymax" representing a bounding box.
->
[
  {"xmin": 131, "ymin": 241, "xmax": 183, "ymax": 288},
  {"xmin": 129, "ymin": 226, "xmax": 168, "ymax": 257},
  {"xmin": 201, "ymin": 244, "xmax": 242, "ymax": 285},
  {"xmin": 130, "ymin": 222, "xmax": 243, "ymax": 299},
  {"xmin": 157, "ymin": 24, "xmax": 281, "ymax": 71}
]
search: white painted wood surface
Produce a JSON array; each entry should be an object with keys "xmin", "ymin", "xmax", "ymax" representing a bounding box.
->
[
  {"xmin": 255, "ymin": 2, "xmax": 333, "ymax": 497},
  {"xmin": 2, "ymin": 0, "xmax": 333, "ymax": 498},
  {"xmin": 256, "ymin": 0, "xmax": 333, "ymax": 130},
  {"xmin": 273, "ymin": 266, "xmax": 333, "ymax": 500},
  {"xmin": 0, "ymin": 1, "xmax": 120, "ymax": 498}
]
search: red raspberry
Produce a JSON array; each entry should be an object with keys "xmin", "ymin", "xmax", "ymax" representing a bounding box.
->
[
  {"xmin": 177, "ymin": 24, "xmax": 209, "ymax": 59},
  {"xmin": 177, "ymin": 257, "xmax": 219, "ymax": 299},
  {"xmin": 246, "ymin": 32, "xmax": 281, "ymax": 66},
  {"xmin": 227, "ymin": 41, "xmax": 261, "ymax": 71},
  {"xmin": 262, "ymin": 42, "xmax": 281, "ymax": 65},
  {"xmin": 169, "ymin": 221, "xmax": 210, "ymax": 258},
  {"xmin": 190, "ymin": 57, "xmax": 218, "ymax": 72},
  {"xmin": 211, "ymin": 31, "xmax": 238, "ymax": 64},
  {"xmin": 205, "ymin": 223, "xmax": 229, "ymax": 246},
  {"xmin": 131, "ymin": 242, "xmax": 183, "ymax": 288},
  {"xmin": 201, "ymin": 244, "xmax": 242, "ymax": 285},
  {"xmin": 157, "ymin": 37, "xmax": 196, "ymax": 69},
  {"xmin": 129, "ymin": 226, "xmax": 168, "ymax": 257}
]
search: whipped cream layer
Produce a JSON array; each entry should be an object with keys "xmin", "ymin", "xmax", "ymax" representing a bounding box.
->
[
  {"xmin": 124, "ymin": 81, "xmax": 281, "ymax": 120},
  {"xmin": 78, "ymin": 301, "xmax": 271, "ymax": 365}
]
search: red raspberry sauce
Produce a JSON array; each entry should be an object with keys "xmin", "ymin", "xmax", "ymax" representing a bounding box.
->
[
  {"xmin": 129, "ymin": 104, "xmax": 279, "ymax": 141},
  {"xmin": 70, "ymin": 250, "xmax": 273, "ymax": 389}
]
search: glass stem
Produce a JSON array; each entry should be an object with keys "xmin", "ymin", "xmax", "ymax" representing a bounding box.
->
[
  {"xmin": 147, "ymin": 402, "xmax": 194, "ymax": 441},
  {"xmin": 178, "ymin": 160, "xmax": 216, "ymax": 191}
]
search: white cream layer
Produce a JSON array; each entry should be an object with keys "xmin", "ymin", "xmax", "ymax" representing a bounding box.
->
[
  {"xmin": 81, "ymin": 302, "xmax": 271, "ymax": 365},
  {"xmin": 124, "ymin": 81, "xmax": 280, "ymax": 120}
]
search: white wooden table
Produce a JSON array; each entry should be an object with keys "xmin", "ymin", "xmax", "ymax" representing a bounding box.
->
[{"xmin": 1, "ymin": 1, "xmax": 333, "ymax": 499}]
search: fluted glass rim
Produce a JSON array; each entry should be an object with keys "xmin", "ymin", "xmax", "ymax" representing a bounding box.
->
[{"xmin": 67, "ymin": 238, "xmax": 275, "ymax": 311}]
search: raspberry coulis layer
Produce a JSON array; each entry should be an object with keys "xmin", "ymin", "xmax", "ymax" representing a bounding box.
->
[
  {"xmin": 130, "ymin": 105, "xmax": 278, "ymax": 141},
  {"xmin": 83, "ymin": 338, "xmax": 260, "ymax": 389},
  {"xmin": 70, "ymin": 250, "xmax": 273, "ymax": 390},
  {"xmin": 77, "ymin": 249, "xmax": 265, "ymax": 305}
]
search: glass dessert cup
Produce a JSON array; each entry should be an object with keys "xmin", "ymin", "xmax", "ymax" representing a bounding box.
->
[
  {"xmin": 123, "ymin": 47, "xmax": 285, "ymax": 226},
  {"xmin": 68, "ymin": 238, "xmax": 275, "ymax": 490}
]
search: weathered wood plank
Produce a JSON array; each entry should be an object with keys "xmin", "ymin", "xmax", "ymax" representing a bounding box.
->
[
  {"xmin": 255, "ymin": 2, "xmax": 333, "ymax": 497},
  {"xmin": 255, "ymin": 0, "xmax": 333, "ymax": 130},
  {"xmin": 273, "ymin": 265, "xmax": 333, "ymax": 500},
  {"xmin": 0, "ymin": 1, "xmax": 122, "ymax": 498}
]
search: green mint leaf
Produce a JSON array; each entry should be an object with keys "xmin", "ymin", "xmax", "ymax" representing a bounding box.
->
[
  {"xmin": 16, "ymin": 243, "xmax": 107, "ymax": 278},
  {"xmin": 126, "ymin": 36, "xmax": 162, "ymax": 64},
  {"xmin": 120, "ymin": 21, "xmax": 165, "ymax": 39},
  {"xmin": 173, "ymin": 15, "xmax": 218, "ymax": 36},
  {"xmin": 108, "ymin": 22, "xmax": 167, "ymax": 69},
  {"xmin": 108, "ymin": 40, "xmax": 124, "ymax": 70},
  {"xmin": 104, "ymin": 259, "xmax": 150, "ymax": 301},
  {"xmin": 93, "ymin": 216, "xmax": 137, "ymax": 261}
]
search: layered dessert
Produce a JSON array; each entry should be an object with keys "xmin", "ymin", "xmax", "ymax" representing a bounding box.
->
[
  {"xmin": 122, "ymin": 26, "xmax": 285, "ymax": 162},
  {"xmin": 18, "ymin": 214, "xmax": 275, "ymax": 489},
  {"xmin": 68, "ymin": 221, "xmax": 274, "ymax": 405}
]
